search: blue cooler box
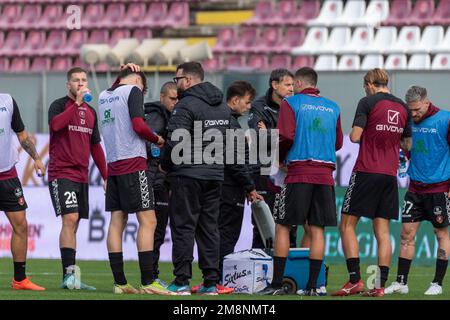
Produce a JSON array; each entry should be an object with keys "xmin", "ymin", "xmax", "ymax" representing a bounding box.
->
[{"xmin": 283, "ymin": 248, "xmax": 327, "ymax": 294}]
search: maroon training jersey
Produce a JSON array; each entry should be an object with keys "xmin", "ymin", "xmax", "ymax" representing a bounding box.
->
[
  {"xmin": 352, "ymin": 92, "xmax": 412, "ymax": 177},
  {"xmin": 48, "ymin": 96, "xmax": 101, "ymax": 183}
]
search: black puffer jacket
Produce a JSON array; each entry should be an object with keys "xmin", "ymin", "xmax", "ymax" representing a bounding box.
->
[
  {"xmin": 144, "ymin": 101, "xmax": 171, "ymax": 190},
  {"xmin": 161, "ymin": 82, "xmax": 231, "ymax": 181},
  {"xmin": 247, "ymin": 88, "xmax": 279, "ymax": 173}
]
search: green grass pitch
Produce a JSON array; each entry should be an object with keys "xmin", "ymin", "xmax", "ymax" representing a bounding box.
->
[{"xmin": 0, "ymin": 258, "xmax": 448, "ymax": 300}]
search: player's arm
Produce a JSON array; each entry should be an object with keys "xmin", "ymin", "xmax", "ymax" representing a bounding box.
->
[
  {"xmin": 49, "ymin": 89, "xmax": 85, "ymax": 132},
  {"xmin": 350, "ymin": 98, "xmax": 370, "ymax": 143},
  {"xmin": 90, "ymin": 113, "xmax": 107, "ymax": 181},
  {"xmin": 336, "ymin": 115, "xmax": 344, "ymax": 151},
  {"xmin": 400, "ymin": 106, "xmax": 413, "ymax": 152},
  {"xmin": 277, "ymin": 100, "xmax": 296, "ymax": 163},
  {"xmin": 12, "ymin": 99, "xmax": 45, "ymax": 176},
  {"xmin": 128, "ymin": 87, "xmax": 163, "ymax": 145}
]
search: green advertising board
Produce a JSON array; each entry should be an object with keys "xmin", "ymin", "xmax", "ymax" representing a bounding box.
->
[{"xmin": 304, "ymin": 187, "xmax": 442, "ymax": 266}]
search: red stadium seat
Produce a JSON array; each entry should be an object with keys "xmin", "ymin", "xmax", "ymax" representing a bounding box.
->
[
  {"xmin": 0, "ymin": 5, "xmax": 22, "ymax": 30},
  {"xmin": 140, "ymin": 3, "xmax": 168, "ymax": 28},
  {"xmin": 408, "ymin": 0, "xmax": 435, "ymax": 27},
  {"xmin": 41, "ymin": 30, "xmax": 67, "ymax": 56},
  {"xmin": 293, "ymin": 0, "xmax": 321, "ymax": 26},
  {"xmin": 247, "ymin": 54, "xmax": 269, "ymax": 70},
  {"xmin": 212, "ymin": 27, "xmax": 236, "ymax": 53},
  {"xmin": 110, "ymin": 29, "xmax": 131, "ymax": 46},
  {"xmin": 233, "ymin": 26, "xmax": 259, "ymax": 53},
  {"xmin": 257, "ymin": 27, "xmax": 284, "ymax": 53},
  {"xmin": 433, "ymin": 0, "xmax": 450, "ymax": 25},
  {"xmin": 82, "ymin": 4, "xmax": 105, "ymax": 29},
  {"xmin": 16, "ymin": 4, "xmax": 42, "ymax": 30},
  {"xmin": 88, "ymin": 30, "xmax": 109, "ymax": 44},
  {"xmin": 0, "ymin": 58, "xmax": 9, "ymax": 72},
  {"xmin": 119, "ymin": 3, "xmax": 147, "ymax": 28},
  {"xmin": 163, "ymin": 2, "xmax": 189, "ymax": 28},
  {"xmin": 270, "ymin": 0, "xmax": 298, "ymax": 26},
  {"xmin": 225, "ymin": 54, "xmax": 244, "ymax": 70},
  {"xmin": 244, "ymin": 1, "xmax": 273, "ymax": 26},
  {"xmin": 100, "ymin": 3, "xmax": 126, "ymax": 29},
  {"xmin": 270, "ymin": 54, "xmax": 292, "ymax": 70},
  {"xmin": 383, "ymin": 0, "xmax": 412, "ymax": 27},
  {"xmin": 292, "ymin": 55, "xmax": 315, "ymax": 70},
  {"xmin": 202, "ymin": 56, "xmax": 223, "ymax": 71},
  {"xmin": 30, "ymin": 57, "xmax": 51, "ymax": 71},
  {"xmin": 279, "ymin": 27, "xmax": 306, "ymax": 53},
  {"xmin": 9, "ymin": 57, "xmax": 30, "ymax": 72},
  {"xmin": 52, "ymin": 57, "xmax": 73, "ymax": 71},
  {"xmin": 37, "ymin": 4, "xmax": 64, "ymax": 30},
  {"xmin": 60, "ymin": 30, "xmax": 88, "ymax": 56},
  {"xmin": 0, "ymin": 31, "xmax": 26, "ymax": 56},
  {"xmin": 18, "ymin": 30, "xmax": 46, "ymax": 56},
  {"xmin": 132, "ymin": 29, "xmax": 153, "ymax": 41}
]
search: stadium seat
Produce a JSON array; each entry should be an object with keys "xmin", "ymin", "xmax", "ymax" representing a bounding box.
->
[
  {"xmin": 314, "ymin": 55, "xmax": 338, "ymax": 71},
  {"xmin": 334, "ymin": 0, "xmax": 366, "ymax": 27},
  {"xmin": 41, "ymin": 31, "xmax": 66, "ymax": 56},
  {"xmin": 408, "ymin": 0, "xmax": 435, "ymax": 27},
  {"xmin": 355, "ymin": 0, "xmax": 390, "ymax": 27},
  {"xmin": 244, "ymin": 1, "xmax": 273, "ymax": 26},
  {"xmin": 341, "ymin": 27, "xmax": 375, "ymax": 54},
  {"xmin": 30, "ymin": 57, "xmax": 51, "ymax": 71},
  {"xmin": 110, "ymin": 29, "xmax": 131, "ymax": 46},
  {"xmin": 140, "ymin": 3, "xmax": 168, "ymax": 28},
  {"xmin": 247, "ymin": 54, "xmax": 269, "ymax": 70},
  {"xmin": 432, "ymin": 0, "xmax": 450, "ymax": 25},
  {"xmin": 0, "ymin": 31, "xmax": 26, "ymax": 56},
  {"xmin": 18, "ymin": 30, "xmax": 45, "ymax": 56},
  {"xmin": 233, "ymin": 26, "xmax": 259, "ymax": 53},
  {"xmin": 291, "ymin": 55, "xmax": 315, "ymax": 69},
  {"xmin": 16, "ymin": 4, "xmax": 42, "ymax": 30},
  {"xmin": 360, "ymin": 26, "xmax": 397, "ymax": 54},
  {"xmin": 163, "ymin": 2, "xmax": 190, "ymax": 28},
  {"xmin": 383, "ymin": 0, "xmax": 412, "ymax": 27},
  {"xmin": 9, "ymin": 57, "xmax": 30, "ymax": 72},
  {"xmin": 52, "ymin": 57, "xmax": 73, "ymax": 71},
  {"xmin": 308, "ymin": 0, "xmax": 344, "ymax": 27},
  {"xmin": 431, "ymin": 53, "xmax": 450, "ymax": 69},
  {"xmin": 119, "ymin": 3, "xmax": 147, "ymax": 28},
  {"xmin": 0, "ymin": 5, "xmax": 21, "ymax": 30},
  {"xmin": 408, "ymin": 54, "xmax": 431, "ymax": 70},
  {"xmin": 291, "ymin": 0, "xmax": 321, "ymax": 26},
  {"xmin": 270, "ymin": 54, "xmax": 292, "ymax": 70},
  {"xmin": 291, "ymin": 27, "xmax": 328, "ymax": 55},
  {"xmin": 385, "ymin": 26, "xmax": 421, "ymax": 54},
  {"xmin": 100, "ymin": 3, "xmax": 126, "ymax": 29},
  {"xmin": 315, "ymin": 27, "xmax": 351, "ymax": 54},
  {"xmin": 0, "ymin": 58, "xmax": 9, "ymax": 72},
  {"xmin": 202, "ymin": 56, "xmax": 223, "ymax": 71},
  {"xmin": 224, "ymin": 54, "xmax": 245, "ymax": 71},
  {"xmin": 213, "ymin": 27, "xmax": 236, "ymax": 53},
  {"xmin": 410, "ymin": 26, "xmax": 445, "ymax": 53},
  {"xmin": 384, "ymin": 54, "xmax": 408, "ymax": 69},
  {"xmin": 60, "ymin": 30, "xmax": 88, "ymax": 56},
  {"xmin": 132, "ymin": 29, "xmax": 153, "ymax": 42},
  {"xmin": 361, "ymin": 54, "xmax": 384, "ymax": 70},
  {"xmin": 37, "ymin": 4, "xmax": 64, "ymax": 30},
  {"xmin": 338, "ymin": 55, "xmax": 360, "ymax": 71},
  {"xmin": 257, "ymin": 27, "xmax": 284, "ymax": 53},
  {"xmin": 88, "ymin": 30, "xmax": 109, "ymax": 44},
  {"xmin": 433, "ymin": 27, "xmax": 450, "ymax": 53},
  {"xmin": 277, "ymin": 27, "xmax": 305, "ymax": 53},
  {"xmin": 270, "ymin": 0, "xmax": 298, "ymax": 26},
  {"xmin": 82, "ymin": 4, "xmax": 105, "ymax": 29}
]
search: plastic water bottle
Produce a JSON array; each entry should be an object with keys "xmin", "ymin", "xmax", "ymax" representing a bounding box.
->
[
  {"xmin": 398, "ymin": 149, "xmax": 408, "ymax": 178},
  {"xmin": 150, "ymin": 143, "xmax": 160, "ymax": 158},
  {"xmin": 83, "ymin": 91, "xmax": 92, "ymax": 103}
]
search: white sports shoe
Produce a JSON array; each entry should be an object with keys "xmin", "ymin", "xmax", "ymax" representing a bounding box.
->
[
  {"xmin": 384, "ymin": 281, "xmax": 409, "ymax": 294},
  {"xmin": 424, "ymin": 282, "xmax": 442, "ymax": 296}
]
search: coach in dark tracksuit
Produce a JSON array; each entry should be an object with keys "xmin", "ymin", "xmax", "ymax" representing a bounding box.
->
[
  {"xmin": 144, "ymin": 81, "xmax": 178, "ymax": 282},
  {"xmin": 248, "ymin": 69, "xmax": 295, "ymax": 248},
  {"xmin": 219, "ymin": 81, "xmax": 262, "ymax": 280}
]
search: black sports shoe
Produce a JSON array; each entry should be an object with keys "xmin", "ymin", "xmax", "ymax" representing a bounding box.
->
[{"xmin": 257, "ymin": 286, "xmax": 288, "ymax": 295}]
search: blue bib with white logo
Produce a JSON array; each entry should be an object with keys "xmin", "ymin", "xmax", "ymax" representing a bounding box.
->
[
  {"xmin": 285, "ymin": 94, "xmax": 340, "ymax": 165},
  {"xmin": 408, "ymin": 110, "xmax": 450, "ymax": 184}
]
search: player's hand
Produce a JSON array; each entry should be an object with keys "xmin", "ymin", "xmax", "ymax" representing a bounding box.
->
[
  {"xmin": 257, "ymin": 121, "xmax": 267, "ymax": 130},
  {"xmin": 34, "ymin": 159, "xmax": 45, "ymax": 177},
  {"xmin": 120, "ymin": 63, "xmax": 140, "ymax": 72},
  {"xmin": 247, "ymin": 190, "xmax": 263, "ymax": 204},
  {"xmin": 75, "ymin": 87, "xmax": 90, "ymax": 106},
  {"xmin": 156, "ymin": 136, "xmax": 165, "ymax": 147},
  {"xmin": 158, "ymin": 164, "xmax": 167, "ymax": 174}
]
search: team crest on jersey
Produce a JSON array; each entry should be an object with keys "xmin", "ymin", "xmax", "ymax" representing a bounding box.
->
[
  {"xmin": 434, "ymin": 206, "xmax": 443, "ymax": 216},
  {"xmin": 79, "ymin": 110, "xmax": 86, "ymax": 119},
  {"xmin": 14, "ymin": 188, "xmax": 23, "ymax": 198}
]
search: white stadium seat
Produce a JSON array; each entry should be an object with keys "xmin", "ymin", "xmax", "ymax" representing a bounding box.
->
[
  {"xmin": 338, "ymin": 54, "xmax": 361, "ymax": 70},
  {"xmin": 431, "ymin": 54, "xmax": 450, "ymax": 70},
  {"xmin": 410, "ymin": 26, "xmax": 445, "ymax": 54},
  {"xmin": 307, "ymin": 0, "xmax": 344, "ymax": 27},
  {"xmin": 384, "ymin": 54, "xmax": 407, "ymax": 70},
  {"xmin": 314, "ymin": 54, "xmax": 338, "ymax": 71},
  {"xmin": 355, "ymin": 0, "xmax": 390, "ymax": 27},
  {"xmin": 408, "ymin": 54, "xmax": 431, "ymax": 70},
  {"xmin": 334, "ymin": 0, "xmax": 366, "ymax": 27},
  {"xmin": 385, "ymin": 26, "xmax": 421, "ymax": 54},
  {"xmin": 432, "ymin": 27, "xmax": 450, "ymax": 54},
  {"xmin": 359, "ymin": 26, "xmax": 397, "ymax": 54},
  {"xmin": 315, "ymin": 27, "xmax": 351, "ymax": 54},
  {"xmin": 291, "ymin": 27, "xmax": 328, "ymax": 55},
  {"xmin": 361, "ymin": 54, "xmax": 384, "ymax": 70},
  {"xmin": 341, "ymin": 27, "xmax": 375, "ymax": 54}
]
